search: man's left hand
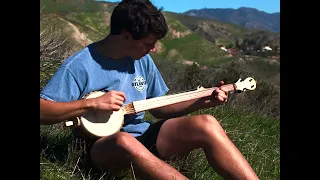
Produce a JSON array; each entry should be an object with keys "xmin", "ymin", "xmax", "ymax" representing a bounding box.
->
[
  {"xmin": 212, "ymin": 81, "xmax": 229, "ymax": 104},
  {"xmin": 199, "ymin": 81, "xmax": 229, "ymax": 108}
]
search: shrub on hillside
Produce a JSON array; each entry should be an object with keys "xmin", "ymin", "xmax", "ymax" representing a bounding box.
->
[
  {"xmin": 155, "ymin": 59, "xmax": 280, "ymax": 119},
  {"xmin": 40, "ymin": 9, "xmax": 76, "ymax": 91}
]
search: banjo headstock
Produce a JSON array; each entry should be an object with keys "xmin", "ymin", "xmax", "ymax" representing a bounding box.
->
[{"xmin": 234, "ymin": 77, "xmax": 256, "ymax": 92}]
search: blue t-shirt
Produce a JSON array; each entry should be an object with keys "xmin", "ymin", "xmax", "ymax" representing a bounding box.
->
[{"xmin": 40, "ymin": 43, "xmax": 169, "ymax": 137}]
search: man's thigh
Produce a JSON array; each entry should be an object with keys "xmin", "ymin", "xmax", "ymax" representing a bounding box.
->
[
  {"xmin": 89, "ymin": 117, "xmax": 204, "ymax": 172},
  {"xmin": 89, "ymin": 124, "xmax": 168, "ymax": 168},
  {"xmin": 89, "ymin": 121, "xmax": 167, "ymax": 167},
  {"xmin": 156, "ymin": 115, "xmax": 216, "ymax": 160}
]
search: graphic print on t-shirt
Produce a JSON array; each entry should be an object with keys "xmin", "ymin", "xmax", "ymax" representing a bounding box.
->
[{"xmin": 132, "ymin": 75, "xmax": 147, "ymax": 92}]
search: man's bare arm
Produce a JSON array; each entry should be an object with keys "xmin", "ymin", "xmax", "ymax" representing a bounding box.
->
[
  {"xmin": 40, "ymin": 98, "xmax": 94, "ymax": 125},
  {"xmin": 149, "ymin": 86, "xmax": 229, "ymax": 120},
  {"xmin": 40, "ymin": 90, "xmax": 126, "ymax": 125}
]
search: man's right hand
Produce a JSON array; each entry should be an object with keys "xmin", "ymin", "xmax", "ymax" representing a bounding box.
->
[
  {"xmin": 91, "ymin": 90, "xmax": 126, "ymax": 111},
  {"xmin": 40, "ymin": 90, "xmax": 126, "ymax": 125}
]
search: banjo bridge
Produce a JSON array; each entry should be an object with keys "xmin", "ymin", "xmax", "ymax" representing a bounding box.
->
[{"xmin": 123, "ymin": 103, "xmax": 136, "ymax": 115}]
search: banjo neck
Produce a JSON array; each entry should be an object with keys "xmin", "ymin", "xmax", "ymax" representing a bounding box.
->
[{"xmin": 122, "ymin": 83, "xmax": 237, "ymax": 115}]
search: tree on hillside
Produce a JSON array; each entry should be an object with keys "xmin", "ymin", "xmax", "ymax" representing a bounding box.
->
[{"xmin": 235, "ymin": 39, "xmax": 240, "ymax": 49}]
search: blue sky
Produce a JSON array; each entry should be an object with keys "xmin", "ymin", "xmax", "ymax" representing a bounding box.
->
[{"xmin": 97, "ymin": 0, "xmax": 280, "ymax": 14}]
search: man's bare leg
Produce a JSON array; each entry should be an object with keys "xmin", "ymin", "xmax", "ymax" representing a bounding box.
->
[
  {"xmin": 90, "ymin": 132, "xmax": 188, "ymax": 180},
  {"xmin": 156, "ymin": 114, "xmax": 259, "ymax": 180}
]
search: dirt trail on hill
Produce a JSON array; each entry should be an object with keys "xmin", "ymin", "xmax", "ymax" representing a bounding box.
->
[{"xmin": 56, "ymin": 16, "xmax": 93, "ymax": 47}]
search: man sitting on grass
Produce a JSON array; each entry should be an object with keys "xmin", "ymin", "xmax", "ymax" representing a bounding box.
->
[{"xmin": 40, "ymin": 0, "xmax": 259, "ymax": 179}]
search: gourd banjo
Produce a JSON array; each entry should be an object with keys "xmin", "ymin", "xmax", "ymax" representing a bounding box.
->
[{"xmin": 65, "ymin": 77, "xmax": 256, "ymax": 138}]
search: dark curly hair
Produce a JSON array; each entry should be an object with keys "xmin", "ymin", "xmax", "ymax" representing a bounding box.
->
[{"xmin": 110, "ymin": 0, "xmax": 168, "ymax": 40}]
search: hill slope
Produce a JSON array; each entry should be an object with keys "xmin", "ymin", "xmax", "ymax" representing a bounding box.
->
[
  {"xmin": 40, "ymin": 0, "xmax": 280, "ymax": 76},
  {"xmin": 184, "ymin": 7, "xmax": 280, "ymax": 32}
]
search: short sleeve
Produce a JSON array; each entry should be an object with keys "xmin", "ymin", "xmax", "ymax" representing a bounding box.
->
[
  {"xmin": 146, "ymin": 55, "xmax": 169, "ymax": 99},
  {"xmin": 40, "ymin": 67, "xmax": 81, "ymax": 102}
]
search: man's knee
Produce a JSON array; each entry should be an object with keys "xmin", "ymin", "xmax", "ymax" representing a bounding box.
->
[
  {"xmin": 115, "ymin": 132, "xmax": 138, "ymax": 150},
  {"xmin": 90, "ymin": 132, "xmax": 136, "ymax": 166},
  {"xmin": 193, "ymin": 114, "xmax": 226, "ymax": 139},
  {"xmin": 193, "ymin": 114, "xmax": 220, "ymax": 129}
]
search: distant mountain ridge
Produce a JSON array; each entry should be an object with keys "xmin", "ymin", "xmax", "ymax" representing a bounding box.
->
[{"xmin": 183, "ymin": 7, "xmax": 280, "ymax": 32}]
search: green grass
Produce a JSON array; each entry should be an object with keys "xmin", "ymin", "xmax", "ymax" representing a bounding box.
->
[
  {"xmin": 164, "ymin": 14, "xmax": 192, "ymax": 33},
  {"xmin": 165, "ymin": 12, "xmax": 252, "ymax": 45},
  {"xmin": 40, "ymin": 0, "xmax": 104, "ymax": 13},
  {"xmin": 65, "ymin": 12, "xmax": 109, "ymax": 32},
  {"xmin": 62, "ymin": 12, "xmax": 110, "ymax": 41},
  {"xmin": 40, "ymin": 107, "xmax": 280, "ymax": 180},
  {"xmin": 216, "ymin": 55, "xmax": 280, "ymax": 80},
  {"xmin": 159, "ymin": 33, "xmax": 227, "ymax": 66}
]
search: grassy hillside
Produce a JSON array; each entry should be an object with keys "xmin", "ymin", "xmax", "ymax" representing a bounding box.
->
[
  {"xmin": 166, "ymin": 12, "xmax": 280, "ymax": 50},
  {"xmin": 149, "ymin": 13, "xmax": 229, "ymax": 66},
  {"xmin": 166, "ymin": 11, "xmax": 251, "ymax": 45},
  {"xmin": 40, "ymin": 108, "xmax": 279, "ymax": 180},
  {"xmin": 40, "ymin": 0, "xmax": 280, "ymax": 179},
  {"xmin": 40, "ymin": 0, "xmax": 105, "ymax": 13},
  {"xmin": 39, "ymin": 1, "xmax": 262, "ymax": 67},
  {"xmin": 40, "ymin": 0, "xmax": 279, "ymax": 67}
]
